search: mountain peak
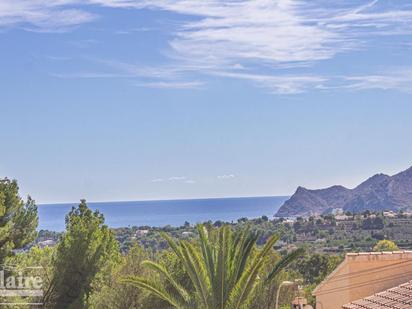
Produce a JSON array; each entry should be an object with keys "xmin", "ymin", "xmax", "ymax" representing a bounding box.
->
[
  {"xmin": 295, "ymin": 186, "xmax": 309, "ymax": 193},
  {"xmin": 365, "ymin": 173, "xmax": 390, "ymax": 182},
  {"xmin": 354, "ymin": 173, "xmax": 390, "ymax": 190},
  {"xmin": 276, "ymin": 165, "xmax": 412, "ymax": 217}
]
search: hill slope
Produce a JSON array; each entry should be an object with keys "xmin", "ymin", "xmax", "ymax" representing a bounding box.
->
[{"xmin": 276, "ymin": 166, "xmax": 412, "ymax": 217}]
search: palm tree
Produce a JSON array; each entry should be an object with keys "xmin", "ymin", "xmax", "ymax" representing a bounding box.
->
[{"xmin": 122, "ymin": 224, "xmax": 303, "ymax": 309}]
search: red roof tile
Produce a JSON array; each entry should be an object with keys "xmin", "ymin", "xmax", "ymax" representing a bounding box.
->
[{"xmin": 342, "ymin": 280, "xmax": 412, "ymax": 309}]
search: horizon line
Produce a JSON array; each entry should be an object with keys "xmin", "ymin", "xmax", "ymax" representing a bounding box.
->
[{"xmin": 38, "ymin": 194, "xmax": 291, "ymax": 206}]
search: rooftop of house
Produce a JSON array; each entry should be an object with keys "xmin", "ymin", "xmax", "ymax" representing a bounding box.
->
[
  {"xmin": 345, "ymin": 250, "xmax": 412, "ymax": 260},
  {"xmin": 342, "ymin": 280, "xmax": 412, "ymax": 309},
  {"xmin": 313, "ymin": 251, "xmax": 412, "ymax": 295}
]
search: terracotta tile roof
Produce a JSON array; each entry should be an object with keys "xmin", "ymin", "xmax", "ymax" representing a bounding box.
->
[{"xmin": 342, "ymin": 280, "xmax": 412, "ymax": 309}]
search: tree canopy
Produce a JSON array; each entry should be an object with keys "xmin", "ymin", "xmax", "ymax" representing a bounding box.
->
[
  {"xmin": 49, "ymin": 200, "xmax": 120, "ymax": 308},
  {"xmin": 123, "ymin": 224, "xmax": 304, "ymax": 309},
  {"xmin": 373, "ymin": 239, "xmax": 399, "ymax": 252},
  {"xmin": 0, "ymin": 178, "xmax": 38, "ymax": 263}
]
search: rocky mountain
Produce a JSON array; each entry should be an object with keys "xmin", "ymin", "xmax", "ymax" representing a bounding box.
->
[{"xmin": 276, "ymin": 166, "xmax": 412, "ymax": 217}]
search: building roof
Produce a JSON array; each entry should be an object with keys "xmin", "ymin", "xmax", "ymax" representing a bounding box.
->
[
  {"xmin": 313, "ymin": 251, "xmax": 412, "ymax": 295},
  {"xmin": 345, "ymin": 251, "xmax": 412, "ymax": 258},
  {"xmin": 342, "ymin": 280, "xmax": 412, "ymax": 309}
]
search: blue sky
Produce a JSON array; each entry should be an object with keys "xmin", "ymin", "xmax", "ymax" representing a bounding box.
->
[{"xmin": 1, "ymin": 0, "xmax": 412, "ymax": 203}]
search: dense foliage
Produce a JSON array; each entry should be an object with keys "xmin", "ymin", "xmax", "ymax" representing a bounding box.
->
[
  {"xmin": 15, "ymin": 205, "xmax": 311, "ymax": 308},
  {"xmin": 48, "ymin": 200, "xmax": 120, "ymax": 308},
  {"xmin": 123, "ymin": 225, "xmax": 304, "ymax": 309},
  {"xmin": 5, "ymin": 178, "xmax": 408, "ymax": 308},
  {"xmin": 0, "ymin": 178, "xmax": 38, "ymax": 263},
  {"xmin": 88, "ymin": 244, "xmax": 152, "ymax": 309},
  {"xmin": 373, "ymin": 239, "xmax": 399, "ymax": 252}
]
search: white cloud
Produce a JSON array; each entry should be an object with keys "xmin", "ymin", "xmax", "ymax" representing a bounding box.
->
[
  {"xmin": 343, "ymin": 68, "xmax": 412, "ymax": 93},
  {"xmin": 128, "ymin": 0, "xmax": 412, "ymax": 93},
  {"xmin": 51, "ymin": 56, "xmax": 326, "ymax": 93},
  {"xmin": 151, "ymin": 178, "xmax": 164, "ymax": 183},
  {"xmin": 50, "ymin": 72, "xmax": 127, "ymax": 79},
  {"xmin": 128, "ymin": 0, "xmax": 412, "ymax": 67},
  {"xmin": 168, "ymin": 176, "xmax": 186, "ymax": 181},
  {"xmin": 169, "ymin": 2, "xmax": 337, "ymax": 67},
  {"xmin": 97, "ymin": 60, "xmax": 185, "ymax": 79},
  {"xmin": 4, "ymin": 0, "xmax": 412, "ymax": 93},
  {"xmin": 114, "ymin": 27, "xmax": 152, "ymax": 35},
  {"xmin": 212, "ymin": 71, "xmax": 326, "ymax": 94},
  {"xmin": 0, "ymin": 1, "xmax": 97, "ymax": 31},
  {"xmin": 3, "ymin": 1, "xmax": 412, "ymax": 54},
  {"xmin": 134, "ymin": 81, "xmax": 204, "ymax": 89},
  {"xmin": 217, "ymin": 174, "xmax": 235, "ymax": 180},
  {"xmin": 151, "ymin": 176, "xmax": 196, "ymax": 184},
  {"xmin": 52, "ymin": 59, "xmax": 206, "ymax": 89}
]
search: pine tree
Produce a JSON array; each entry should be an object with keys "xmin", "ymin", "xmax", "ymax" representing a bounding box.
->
[
  {"xmin": 49, "ymin": 200, "xmax": 120, "ymax": 308},
  {"xmin": 0, "ymin": 178, "xmax": 38, "ymax": 263}
]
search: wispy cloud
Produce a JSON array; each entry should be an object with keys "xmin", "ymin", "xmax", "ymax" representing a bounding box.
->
[
  {"xmin": 132, "ymin": 0, "xmax": 412, "ymax": 66},
  {"xmin": 168, "ymin": 176, "xmax": 186, "ymax": 181},
  {"xmin": 114, "ymin": 27, "xmax": 152, "ymax": 35},
  {"xmin": 217, "ymin": 174, "xmax": 236, "ymax": 180},
  {"xmin": 50, "ymin": 72, "xmax": 127, "ymax": 79},
  {"xmin": 0, "ymin": 1, "xmax": 97, "ymax": 32},
  {"xmin": 52, "ymin": 59, "xmax": 205, "ymax": 89},
  {"xmin": 151, "ymin": 176, "xmax": 196, "ymax": 184},
  {"xmin": 129, "ymin": 0, "xmax": 412, "ymax": 93},
  {"xmin": 135, "ymin": 81, "xmax": 204, "ymax": 89},
  {"xmin": 151, "ymin": 178, "xmax": 164, "ymax": 183},
  {"xmin": 4, "ymin": 0, "xmax": 412, "ymax": 93},
  {"xmin": 343, "ymin": 68, "xmax": 412, "ymax": 93},
  {"xmin": 212, "ymin": 71, "xmax": 326, "ymax": 94}
]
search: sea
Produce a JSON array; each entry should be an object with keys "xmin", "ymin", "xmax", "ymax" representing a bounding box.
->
[{"xmin": 38, "ymin": 196, "xmax": 288, "ymax": 231}]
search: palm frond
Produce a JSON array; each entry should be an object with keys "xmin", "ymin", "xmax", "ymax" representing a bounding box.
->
[
  {"xmin": 226, "ymin": 234, "xmax": 280, "ymax": 309},
  {"xmin": 266, "ymin": 247, "xmax": 305, "ymax": 282},
  {"xmin": 161, "ymin": 232, "xmax": 184, "ymax": 259},
  {"xmin": 121, "ymin": 275, "xmax": 183, "ymax": 308},
  {"xmin": 233, "ymin": 230, "xmax": 258, "ymax": 283},
  {"xmin": 226, "ymin": 258, "xmax": 264, "ymax": 309},
  {"xmin": 141, "ymin": 260, "xmax": 190, "ymax": 302},
  {"xmin": 215, "ymin": 225, "xmax": 228, "ymax": 309},
  {"xmin": 180, "ymin": 241, "xmax": 210, "ymax": 307},
  {"xmin": 254, "ymin": 234, "xmax": 280, "ymax": 263},
  {"xmin": 126, "ymin": 225, "xmax": 300, "ymax": 309},
  {"xmin": 197, "ymin": 225, "xmax": 215, "ymax": 284}
]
